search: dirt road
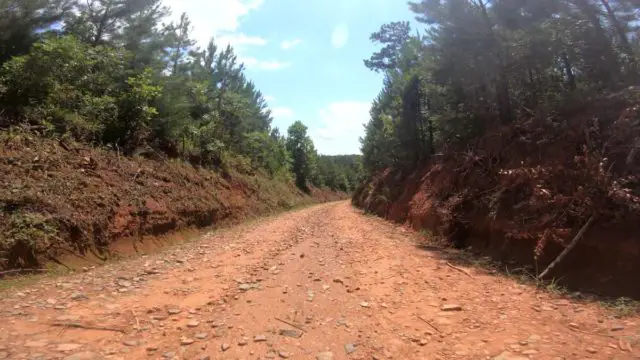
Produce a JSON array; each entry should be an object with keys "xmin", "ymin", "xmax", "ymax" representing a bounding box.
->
[{"xmin": 1, "ymin": 202, "xmax": 638, "ymax": 360}]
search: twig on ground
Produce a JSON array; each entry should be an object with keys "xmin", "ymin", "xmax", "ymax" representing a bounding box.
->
[
  {"xmin": 51, "ymin": 322, "xmax": 126, "ymax": 333},
  {"xmin": 418, "ymin": 316, "xmax": 441, "ymax": 333},
  {"xmin": 538, "ymin": 214, "xmax": 595, "ymax": 279},
  {"xmin": 446, "ymin": 262, "xmax": 473, "ymax": 278},
  {"xmin": 274, "ymin": 317, "xmax": 306, "ymax": 333}
]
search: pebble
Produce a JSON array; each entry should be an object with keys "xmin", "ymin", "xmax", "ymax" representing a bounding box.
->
[
  {"xmin": 146, "ymin": 346, "xmax": 159, "ymax": 352},
  {"xmin": 180, "ymin": 338, "xmax": 194, "ymax": 345},
  {"xmin": 162, "ymin": 352, "xmax": 176, "ymax": 358},
  {"xmin": 279, "ymin": 351, "xmax": 290, "ymax": 358},
  {"xmin": 586, "ymin": 347, "xmax": 597, "ymax": 354},
  {"xmin": 187, "ymin": 320, "xmax": 200, "ymax": 328},
  {"xmin": 521, "ymin": 350, "xmax": 538, "ymax": 355},
  {"xmin": 167, "ymin": 308, "xmax": 181, "ymax": 315},
  {"xmin": 238, "ymin": 284, "xmax": 252, "ymax": 291},
  {"xmin": 25, "ymin": 340, "xmax": 48, "ymax": 348},
  {"xmin": 70, "ymin": 292, "xmax": 88, "ymax": 301},
  {"xmin": 221, "ymin": 343, "xmax": 230, "ymax": 351},
  {"xmin": 254, "ymin": 334, "xmax": 267, "ymax": 342},
  {"xmin": 317, "ymin": 352, "xmax": 334, "ymax": 360},
  {"xmin": 344, "ymin": 343, "xmax": 357, "ymax": 354},
  {"xmin": 63, "ymin": 352, "xmax": 101, "ymax": 360},
  {"xmin": 611, "ymin": 325, "xmax": 624, "ymax": 331},
  {"xmin": 56, "ymin": 344, "xmax": 82, "ymax": 351},
  {"xmin": 122, "ymin": 340, "xmax": 138, "ymax": 347},
  {"xmin": 195, "ymin": 333, "xmax": 208, "ymax": 339},
  {"xmin": 279, "ymin": 329, "xmax": 302, "ymax": 338},
  {"xmin": 238, "ymin": 338, "xmax": 249, "ymax": 346},
  {"xmin": 441, "ymin": 304, "xmax": 462, "ymax": 311},
  {"xmin": 360, "ymin": 301, "xmax": 370, "ymax": 308}
]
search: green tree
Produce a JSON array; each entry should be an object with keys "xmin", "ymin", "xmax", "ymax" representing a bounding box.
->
[{"xmin": 286, "ymin": 121, "xmax": 317, "ymax": 191}]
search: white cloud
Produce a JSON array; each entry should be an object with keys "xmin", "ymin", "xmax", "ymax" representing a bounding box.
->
[
  {"xmin": 240, "ymin": 57, "xmax": 292, "ymax": 71},
  {"xmin": 216, "ymin": 33, "xmax": 267, "ymax": 48},
  {"xmin": 281, "ymin": 39, "xmax": 302, "ymax": 50},
  {"xmin": 271, "ymin": 107, "xmax": 294, "ymax": 119},
  {"xmin": 311, "ymin": 101, "xmax": 370, "ymax": 155},
  {"xmin": 164, "ymin": 0, "xmax": 264, "ymax": 46},
  {"xmin": 164, "ymin": 1, "xmax": 292, "ymax": 72},
  {"xmin": 270, "ymin": 107, "xmax": 296, "ymax": 132},
  {"xmin": 331, "ymin": 24, "xmax": 349, "ymax": 49}
]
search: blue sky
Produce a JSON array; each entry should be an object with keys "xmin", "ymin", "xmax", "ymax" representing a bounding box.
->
[{"xmin": 164, "ymin": 0, "xmax": 417, "ymax": 155}]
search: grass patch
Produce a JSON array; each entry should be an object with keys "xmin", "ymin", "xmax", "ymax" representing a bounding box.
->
[{"xmin": 600, "ymin": 297, "xmax": 640, "ymax": 317}]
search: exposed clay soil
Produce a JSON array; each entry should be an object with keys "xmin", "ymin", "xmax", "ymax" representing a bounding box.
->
[
  {"xmin": 0, "ymin": 202, "xmax": 638, "ymax": 360},
  {"xmin": 0, "ymin": 131, "xmax": 343, "ymax": 269}
]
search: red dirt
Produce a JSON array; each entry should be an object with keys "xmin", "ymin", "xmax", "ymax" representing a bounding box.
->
[
  {"xmin": 0, "ymin": 131, "xmax": 344, "ymax": 270},
  {"xmin": 353, "ymin": 91, "xmax": 640, "ymax": 299},
  {"xmin": 0, "ymin": 202, "xmax": 638, "ymax": 360}
]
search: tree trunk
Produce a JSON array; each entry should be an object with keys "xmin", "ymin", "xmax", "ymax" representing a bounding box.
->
[
  {"xmin": 92, "ymin": 3, "xmax": 111, "ymax": 46},
  {"xmin": 599, "ymin": 0, "xmax": 637, "ymax": 76},
  {"xmin": 573, "ymin": 0, "xmax": 620, "ymax": 83},
  {"xmin": 476, "ymin": 0, "xmax": 512, "ymax": 124}
]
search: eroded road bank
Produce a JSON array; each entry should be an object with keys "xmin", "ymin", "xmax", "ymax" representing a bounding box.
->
[{"xmin": 0, "ymin": 202, "xmax": 638, "ymax": 360}]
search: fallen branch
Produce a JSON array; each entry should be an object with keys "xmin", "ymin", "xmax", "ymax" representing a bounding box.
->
[
  {"xmin": 538, "ymin": 214, "xmax": 596, "ymax": 280},
  {"xmin": 274, "ymin": 317, "xmax": 306, "ymax": 333},
  {"xmin": 446, "ymin": 262, "xmax": 473, "ymax": 278},
  {"xmin": 418, "ymin": 316, "xmax": 441, "ymax": 333},
  {"xmin": 51, "ymin": 322, "xmax": 126, "ymax": 333}
]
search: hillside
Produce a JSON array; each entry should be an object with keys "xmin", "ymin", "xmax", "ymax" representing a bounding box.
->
[
  {"xmin": 0, "ymin": 130, "xmax": 344, "ymax": 270},
  {"xmin": 353, "ymin": 0, "xmax": 640, "ymax": 298}
]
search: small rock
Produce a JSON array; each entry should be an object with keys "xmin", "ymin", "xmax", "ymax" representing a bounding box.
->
[
  {"xmin": 333, "ymin": 278, "xmax": 344, "ymax": 284},
  {"xmin": 317, "ymin": 352, "xmax": 334, "ymax": 360},
  {"xmin": 586, "ymin": 347, "xmax": 597, "ymax": 354},
  {"xmin": 63, "ymin": 352, "xmax": 102, "ymax": 360},
  {"xmin": 195, "ymin": 333, "xmax": 208, "ymax": 340},
  {"xmin": 180, "ymin": 338, "xmax": 194, "ymax": 346},
  {"xmin": 162, "ymin": 352, "xmax": 176, "ymax": 358},
  {"xmin": 146, "ymin": 346, "xmax": 159, "ymax": 352},
  {"xmin": 279, "ymin": 351, "xmax": 290, "ymax": 358},
  {"xmin": 254, "ymin": 334, "xmax": 267, "ymax": 342},
  {"xmin": 25, "ymin": 340, "xmax": 48, "ymax": 348},
  {"xmin": 611, "ymin": 325, "xmax": 625, "ymax": 331},
  {"xmin": 568, "ymin": 322, "xmax": 579, "ymax": 329},
  {"xmin": 419, "ymin": 339, "xmax": 428, "ymax": 346},
  {"xmin": 221, "ymin": 343, "xmax": 230, "ymax": 352},
  {"xmin": 187, "ymin": 320, "xmax": 200, "ymax": 328},
  {"xmin": 279, "ymin": 329, "xmax": 302, "ymax": 338},
  {"xmin": 122, "ymin": 340, "xmax": 138, "ymax": 347},
  {"xmin": 344, "ymin": 343, "xmax": 357, "ymax": 354},
  {"xmin": 238, "ymin": 338, "xmax": 249, "ymax": 346},
  {"xmin": 238, "ymin": 284, "xmax": 252, "ymax": 291},
  {"xmin": 441, "ymin": 304, "xmax": 462, "ymax": 311},
  {"xmin": 70, "ymin": 292, "xmax": 88, "ymax": 301},
  {"xmin": 521, "ymin": 350, "xmax": 538, "ymax": 355},
  {"xmin": 167, "ymin": 308, "xmax": 181, "ymax": 315},
  {"xmin": 360, "ymin": 302, "xmax": 370, "ymax": 308},
  {"xmin": 46, "ymin": 299, "xmax": 57, "ymax": 305},
  {"xmin": 56, "ymin": 344, "xmax": 82, "ymax": 352},
  {"xmin": 117, "ymin": 280, "xmax": 132, "ymax": 288}
]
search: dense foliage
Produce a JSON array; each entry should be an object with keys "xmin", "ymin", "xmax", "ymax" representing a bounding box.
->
[
  {"xmin": 361, "ymin": 0, "xmax": 640, "ymax": 174},
  {"xmin": 0, "ymin": 0, "xmax": 361, "ymax": 192}
]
